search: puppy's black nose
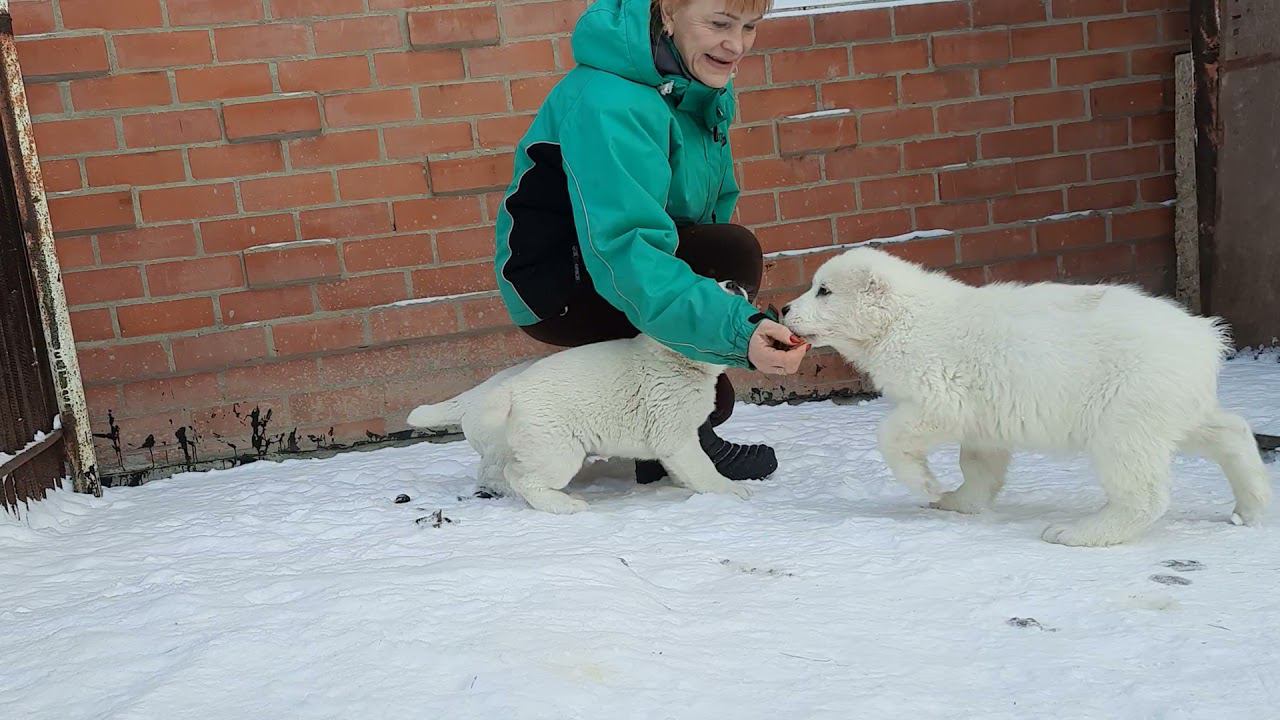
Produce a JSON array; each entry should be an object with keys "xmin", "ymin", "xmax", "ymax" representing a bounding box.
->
[{"xmin": 781, "ymin": 304, "xmax": 791, "ymax": 316}]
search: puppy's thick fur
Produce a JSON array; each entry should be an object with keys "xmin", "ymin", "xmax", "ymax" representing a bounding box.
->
[
  {"xmin": 783, "ymin": 247, "xmax": 1271, "ymax": 546},
  {"xmin": 406, "ymin": 286, "xmax": 751, "ymax": 513}
]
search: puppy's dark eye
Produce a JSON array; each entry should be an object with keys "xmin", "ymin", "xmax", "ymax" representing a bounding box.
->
[{"xmin": 816, "ymin": 286, "xmax": 831, "ymax": 297}]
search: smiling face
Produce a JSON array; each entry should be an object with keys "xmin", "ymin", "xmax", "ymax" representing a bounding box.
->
[{"xmin": 658, "ymin": 0, "xmax": 766, "ymax": 89}]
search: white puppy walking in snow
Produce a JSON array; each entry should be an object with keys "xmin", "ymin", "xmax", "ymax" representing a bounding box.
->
[
  {"xmin": 406, "ymin": 282, "xmax": 752, "ymax": 514},
  {"xmin": 782, "ymin": 247, "xmax": 1271, "ymax": 546}
]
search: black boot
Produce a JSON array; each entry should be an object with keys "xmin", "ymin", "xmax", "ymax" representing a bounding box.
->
[{"xmin": 634, "ymin": 424, "xmax": 777, "ymax": 484}]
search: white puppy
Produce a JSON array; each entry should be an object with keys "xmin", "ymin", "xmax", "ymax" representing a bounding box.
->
[
  {"xmin": 782, "ymin": 247, "xmax": 1271, "ymax": 546},
  {"xmin": 406, "ymin": 283, "xmax": 751, "ymax": 513}
]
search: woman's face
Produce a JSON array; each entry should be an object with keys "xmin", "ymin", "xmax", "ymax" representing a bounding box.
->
[{"xmin": 661, "ymin": 0, "xmax": 763, "ymax": 89}]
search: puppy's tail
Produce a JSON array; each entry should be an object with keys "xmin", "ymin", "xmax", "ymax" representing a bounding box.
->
[{"xmin": 406, "ymin": 360, "xmax": 533, "ymax": 430}]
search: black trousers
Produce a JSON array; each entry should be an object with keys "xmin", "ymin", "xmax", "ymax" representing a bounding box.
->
[{"xmin": 519, "ymin": 223, "xmax": 764, "ymax": 427}]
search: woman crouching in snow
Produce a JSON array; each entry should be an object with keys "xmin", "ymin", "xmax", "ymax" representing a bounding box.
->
[{"xmin": 492, "ymin": 0, "xmax": 808, "ymax": 485}]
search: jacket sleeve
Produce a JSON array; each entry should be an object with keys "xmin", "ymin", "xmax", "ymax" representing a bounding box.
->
[
  {"xmin": 558, "ymin": 97, "xmax": 759, "ymax": 368},
  {"xmin": 713, "ymin": 143, "xmax": 740, "ymax": 224}
]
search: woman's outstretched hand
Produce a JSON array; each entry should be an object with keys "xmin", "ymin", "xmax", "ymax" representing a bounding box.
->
[{"xmin": 748, "ymin": 319, "xmax": 809, "ymax": 375}]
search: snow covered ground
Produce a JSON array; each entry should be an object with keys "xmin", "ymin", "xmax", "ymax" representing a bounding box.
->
[{"xmin": 3, "ymin": 354, "xmax": 1279, "ymax": 719}]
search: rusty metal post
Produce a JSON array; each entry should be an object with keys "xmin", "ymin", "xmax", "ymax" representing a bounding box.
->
[
  {"xmin": 1189, "ymin": 0, "xmax": 1220, "ymax": 318},
  {"xmin": 0, "ymin": 0, "xmax": 101, "ymax": 496}
]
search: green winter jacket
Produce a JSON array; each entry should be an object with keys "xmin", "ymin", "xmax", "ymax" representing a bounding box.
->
[{"xmin": 492, "ymin": 0, "xmax": 759, "ymax": 367}]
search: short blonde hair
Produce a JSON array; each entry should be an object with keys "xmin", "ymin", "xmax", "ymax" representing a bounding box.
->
[{"xmin": 653, "ymin": 0, "xmax": 775, "ymax": 20}]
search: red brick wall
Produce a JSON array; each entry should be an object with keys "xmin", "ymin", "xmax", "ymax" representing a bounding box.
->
[{"xmin": 7, "ymin": 0, "xmax": 1184, "ymax": 479}]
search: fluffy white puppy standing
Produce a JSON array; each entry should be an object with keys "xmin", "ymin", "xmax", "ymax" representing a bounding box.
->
[
  {"xmin": 406, "ymin": 283, "xmax": 752, "ymax": 514},
  {"xmin": 781, "ymin": 247, "xmax": 1271, "ymax": 546}
]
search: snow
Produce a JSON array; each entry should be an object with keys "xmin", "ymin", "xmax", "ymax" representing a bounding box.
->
[
  {"xmin": 0, "ymin": 430, "xmax": 49, "ymax": 470},
  {"xmin": 246, "ymin": 238, "xmax": 334, "ymax": 252},
  {"xmin": 2, "ymin": 356, "xmax": 1279, "ymax": 718},
  {"xmin": 784, "ymin": 108, "xmax": 852, "ymax": 120},
  {"xmin": 1037, "ymin": 210, "xmax": 1098, "ymax": 222},
  {"xmin": 766, "ymin": 228, "xmax": 953, "ymax": 258},
  {"xmin": 769, "ymin": 0, "xmax": 949, "ymax": 19},
  {"xmin": 378, "ymin": 290, "xmax": 495, "ymax": 309}
]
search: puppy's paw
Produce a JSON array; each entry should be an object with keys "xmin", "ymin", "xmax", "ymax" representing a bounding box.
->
[
  {"xmin": 522, "ymin": 491, "xmax": 589, "ymax": 515},
  {"xmin": 1230, "ymin": 500, "xmax": 1267, "ymax": 526},
  {"xmin": 932, "ymin": 490, "xmax": 987, "ymax": 514},
  {"xmin": 1041, "ymin": 522, "xmax": 1121, "ymax": 547},
  {"xmin": 728, "ymin": 483, "xmax": 752, "ymax": 500}
]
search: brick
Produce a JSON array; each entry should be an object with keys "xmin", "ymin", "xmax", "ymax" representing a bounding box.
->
[
  {"xmin": 1051, "ymin": 0, "xmax": 1124, "ymax": 17},
  {"xmin": 78, "ymin": 342, "xmax": 170, "ymax": 383},
  {"xmin": 1056, "ymin": 52, "xmax": 1127, "ymax": 85},
  {"xmin": 932, "ymin": 30, "xmax": 1009, "ymax": 67},
  {"xmin": 821, "ymin": 78, "xmax": 898, "ymax": 110},
  {"xmin": 1140, "ymin": 174, "xmax": 1175, "ymax": 202},
  {"xmin": 374, "ymin": 49, "xmax": 466, "ymax": 86},
  {"xmin": 1067, "ymin": 180, "xmax": 1137, "ymax": 210},
  {"xmin": 894, "ymin": 2, "xmax": 971, "ymax": 34},
  {"xmin": 25, "ymin": 83, "xmax": 64, "ymax": 116},
  {"xmin": 71, "ymin": 72, "xmax": 171, "ymax": 110},
  {"xmin": 904, "ymin": 136, "xmax": 978, "ymax": 170},
  {"xmin": 98, "ymin": 225, "xmax": 199, "ymax": 264},
  {"xmin": 900, "ymin": 70, "xmax": 975, "ymax": 104},
  {"xmin": 738, "ymin": 86, "xmax": 816, "ymax": 123},
  {"xmin": 937, "ymin": 98, "xmax": 1011, "ymax": 132},
  {"xmin": 939, "ymin": 164, "xmax": 1015, "ymax": 200},
  {"xmin": 755, "ymin": 219, "xmax": 834, "ymax": 254},
  {"xmin": 1090, "ymin": 81, "xmax": 1166, "ymax": 116},
  {"xmin": 54, "ymin": 237, "xmax": 95, "ymax": 270},
  {"xmin": 1013, "ymin": 90, "xmax": 1085, "ymax": 123},
  {"xmin": 419, "ymin": 82, "xmax": 508, "ymax": 119},
  {"xmin": 813, "ymin": 8, "xmax": 892, "ymax": 43},
  {"xmin": 428, "ymin": 154, "xmax": 514, "ymax": 194},
  {"xmin": 411, "ymin": 262, "xmax": 498, "ymax": 296},
  {"xmin": 1036, "ymin": 215, "xmax": 1107, "ymax": 250},
  {"xmin": 222, "ymin": 95, "xmax": 321, "ymax": 142},
  {"xmin": 167, "ymin": 0, "xmax": 264, "ymax": 26},
  {"xmin": 1132, "ymin": 113, "xmax": 1174, "ymax": 143},
  {"xmin": 278, "ymin": 56, "xmax": 373, "ymax": 93},
  {"xmin": 740, "ymin": 156, "xmax": 822, "ymax": 190},
  {"xmin": 202, "ymin": 214, "xmax": 297, "ymax": 253},
  {"xmin": 176, "ymin": 64, "xmax": 273, "ymax": 102},
  {"xmin": 825, "ymin": 146, "xmax": 902, "ymax": 180},
  {"xmin": 436, "ymin": 228, "xmax": 493, "ymax": 263},
  {"xmin": 17, "ymin": 33, "xmax": 110, "ymax": 81},
  {"xmin": 915, "ymin": 202, "xmax": 990, "ymax": 230},
  {"xmin": 60, "ymin": 0, "xmax": 163, "ymax": 30},
  {"xmin": 34, "ymin": 117, "xmax": 117, "ymax": 156},
  {"xmin": 834, "ymin": 209, "xmax": 913, "ymax": 244},
  {"xmin": 219, "ymin": 286, "xmax": 314, "ymax": 325},
  {"xmin": 852, "ymin": 40, "xmax": 929, "ymax": 74},
  {"xmin": 313, "ymin": 16, "xmax": 404, "ymax": 54},
  {"xmin": 860, "ymin": 107, "xmax": 934, "ymax": 142},
  {"xmin": 316, "ymin": 274, "xmax": 408, "ymax": 311},
  {"xmin": 981, "ymin": 126, "xmax": 1055, "ymax": 158},
  {"xmin": 243, "ymin": 240, "xmax": 340, "ymax": 288},
  {"xmin": 754, "ymin": 16, "xmax": 813, "ymax": 50},
  {"xmin": 1012, "ymin": 24, "xmax": 1084, "ymax": 56},
  {"xmin": 147, "ymin": 255, "xmax": 245, "ymax": 296},
  {"xmin": 771, "ymin": 48, "xmax": 849, "ymax": 83},
  {"xmin": 466, "ymin": 41, "xmax": 557, "ymax": 78},
  {"xmin": 1015, "ymin": 155, "xmax": 1088, "ymax": 188},
  {"xmin": 1090, "ymin": 146, "xmax": 1160, "ymax": 179},
  {"xmin": 118, "ymin": 297, "xmax": 216, "ymax": 338},
  {"xmin": 214, "ymin": 24, "xmax": 310, "ymax": 61},
  {"xmin": 344, "ymin": 234, "xmax": 435, "ymax": 271},
  {"xmin": 476, "ymin": 115, "xmax": 534, "ymax": 149},
  {"xmin": 959, "ymin": 227, "xmax": 1033, "ymax": 263},
  {"xmin": 85, "ymin": 150, "xmax": 186, "ymax": 187},
  {"xmin": 369, "ymin": 302, "xmax": 459, "ymax": 344},
  {"xmin": 285, "ymin": 132, "xmax": 377, "ymax": 169},
  {"xmin": 734, "ymin": 194, "xmax": 778, "ymax": 226},
  {"xmin": 300, "ymin": 204, "xmax": 394, "ymax": 240},
  {"xmin": 188, "ymin": 142, "xmax": 284, "ymax": 179},
  {"xmin": 336, "ymin": 163, "xmax": 429, "ymax": 201},
  {"xmin": 973, "ymin": 0, "xmax": 1047, "ymax": 26},
  {"xmin": 241, "ymin": 173, "xmax": 336, "ymax": 212},
  {"xmin": 392, "ymin": 196, "xmax": 484, "ymax": 231},
  {"xmin": 48, "ymin": 190, "xmax": 135, "ymax": 235},
  {"xmin": 1088, "ymin": 16, "xmax": 1158, "ymax": 48},
  {"xmin": 70, "ymin": 309, "xmax": 115, "ymax": 342},
  {"xmin": 115, "ymin": 33, "xmax": 213, "ymax": 74},
  {"xmin": 41, "ymin": 160, "xmax": 81, "ymax": 192},
  {"xmin": 385, "ymin": 123, "xmax": 474, "ymax": 159},
  {"xmin": 778, "ymin": 184, "xmax": 856, "ymax": 220},
  {"xmin": 987, "ymin": 255, "xmax": 1058, "ymax": 283},
  {"xmin": 779, "ymin": 115, "xmax": 857, "ymax": 155},
  {"xmin": 991, "ymin": 189, "xmax": 1063, "ymax": 223},
  {"xmin": 273, "ymin": 0, "xmax": 364, "ymax": 17},
  {"xmin": 139, "ymin": 184, "xmax": 238, "ymax": 223},
  {"xmin": 273, "ymin": 316, "xmax": 367, "ymax": 356},
  {"xmin": 63, "ymin": 266, "xmax": 144, "ymax": 306},
  {"xmin": 1061, "ymin": 243, "xmax": 1133, "ymax": 279},
  {"xmin": 882, "ymin": 236, "xmax": 958, "ymax": 268},
  {"xmin": 1131, "ymin": 45, "xmax": 1180, "ymax": 77},
  {"xmin": 861, "ymin": 175, "xmax": 935, "ymax": 209},
  {"xmin": 512, "ymin": 75, "xmax": 564, "ymax": 111},
  {"xmin": 729, "ymin": 125, "xmax": 775, "ymax": 159},
  {"xmin": 979, "ymin": 59, "xmax": 1051, "ymax": 94},
  {"xmin": 123, "ymin": 109, "xmax": 221, "ymax": 148},
  {"xmin": 500, "ymin": 0, "xmax": 588, "ymax": 37},
  {"xmin": 1058, "ymin": 118, "xmax": 1128, "ymax": 151},
  {"xmin": 1161, "ymin": 11, "xmax": 1190, "ymax": 42},
  {"xmin": 172, "ymin": 328, "xmax": 270, "ymax": 373},
  {"xmin": 408, "ymin": 7, "xmax": 500, "ymax": 50},
  {"xmin": 324, "ymin": 90, "xmax": 416, "ymax": 128}
]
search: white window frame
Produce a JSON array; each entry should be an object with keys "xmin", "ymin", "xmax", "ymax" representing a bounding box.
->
[{"xmin": 768, "ymin": 0, "xmax": 952, "ymax": 18}]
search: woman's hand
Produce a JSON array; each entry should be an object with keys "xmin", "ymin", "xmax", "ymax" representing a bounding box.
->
[{"xmin": 748, "ymin": 319, "xmax": 809, "ymax": 375}]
